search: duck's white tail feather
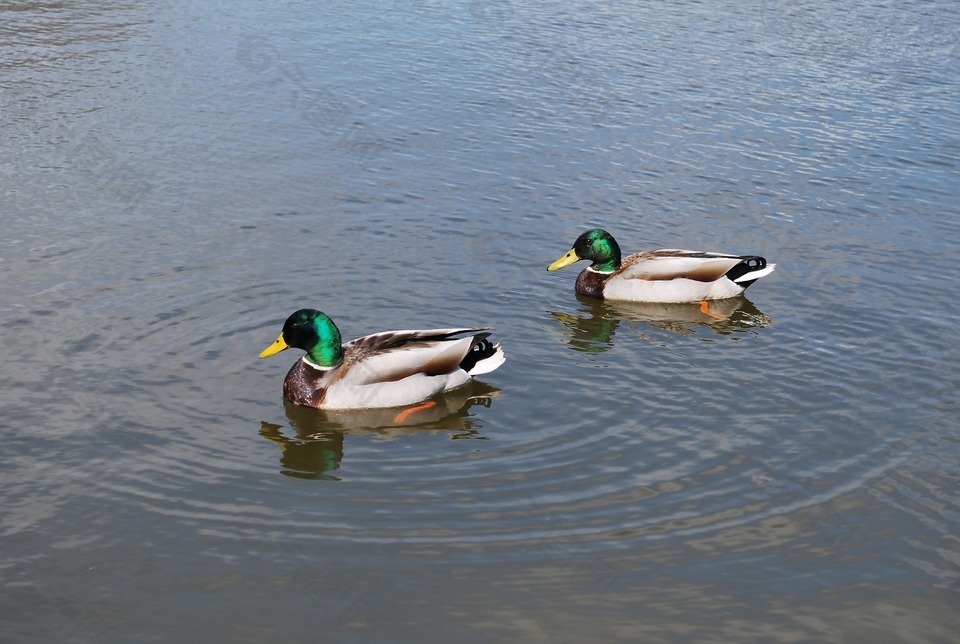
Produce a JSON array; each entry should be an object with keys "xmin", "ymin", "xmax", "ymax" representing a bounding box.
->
[
  {"xmin": 733, "ymin": 263, "xmax": 776, "ymax": 283},
  {"xmin": 466, "ymin": 344, "xmax": 505, "ymax": 376}
]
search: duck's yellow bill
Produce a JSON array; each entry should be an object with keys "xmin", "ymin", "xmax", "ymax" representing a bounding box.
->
[
  {"xmin": 259, "ymin": 334, "xmax": 289, "ymax": 358},
  {"xmin": 547, "ymin": 249, "xmax": 581, "ymax": 271}
]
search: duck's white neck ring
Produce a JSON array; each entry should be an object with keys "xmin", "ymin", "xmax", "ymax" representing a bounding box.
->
[
  {"xmin": 586, "ymin": 267, "xmax": 615, "ymax": 275},
  {"xmin": 302, "ymin": 356, "xmax": 331, "ymax": 370}
]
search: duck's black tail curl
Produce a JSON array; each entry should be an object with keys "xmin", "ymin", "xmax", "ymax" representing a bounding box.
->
[{"xmin": 459, "ymin": 333, "xmax": 496, "ymax": 373}]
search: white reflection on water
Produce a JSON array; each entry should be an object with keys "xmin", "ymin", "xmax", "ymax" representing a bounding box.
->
[
  {"xmin": 260, "ymin": 387, "xmax": 497, "ymax": 480},
  {"xmin": 550, "ymin": 295, "xmax": 773, "ymax": 353}
]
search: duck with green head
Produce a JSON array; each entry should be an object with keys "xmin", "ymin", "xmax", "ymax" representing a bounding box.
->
[
  {"xmin": 548, "ymin": 228, "xmax": 775, "ymax": 304},
  {"xmin": 259, "ymin": 309, "xmax": 505, "ymax": 410}
]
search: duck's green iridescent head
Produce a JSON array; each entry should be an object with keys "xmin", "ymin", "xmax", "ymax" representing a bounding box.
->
[
  {"xmin": 548, "ymin": 229, "xmax": 622, "ymax": 273},
  {"xmin": 259, "ymin": 308, "xmax": 344, "ymax": 368}
]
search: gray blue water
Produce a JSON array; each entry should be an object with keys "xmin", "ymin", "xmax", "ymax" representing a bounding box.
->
[{"xmin": 2, "ymin": 1, "xmax": 959, "ymax": 641}]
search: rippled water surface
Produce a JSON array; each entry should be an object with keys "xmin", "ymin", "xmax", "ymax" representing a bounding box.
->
[{"xmin": 3, "ymin": 1, "xmax": 959, "ymax": 641}]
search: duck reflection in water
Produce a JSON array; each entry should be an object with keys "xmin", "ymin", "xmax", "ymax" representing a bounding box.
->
[
  {"xmin": 259, "ymin": 382, "xmax": 500, "ymax": 480},
  {"xmin": 549, "ymin": 295, "xmax": 772, "ymax": 353}
]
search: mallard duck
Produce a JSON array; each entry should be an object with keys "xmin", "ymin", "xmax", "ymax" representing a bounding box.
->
[
  {"xmin": 259, "ymin": 309, "xmax": 505, "ymax": 410},
  {"xmin": 548, "ymin": 229, "xmax": 775, "ymax": 304}
]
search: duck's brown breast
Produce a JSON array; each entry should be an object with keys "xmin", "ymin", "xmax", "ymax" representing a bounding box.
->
[
  {"xmin": 575, "ymin": 269, "xmax": 610, "ymax": 299},
  {"xmin": 283, "ymin": 360, "xmax": 329, "ymax": 408}
]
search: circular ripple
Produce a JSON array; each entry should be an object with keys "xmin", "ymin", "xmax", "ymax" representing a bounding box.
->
[{"xmin": 67, "ymin": 274, "xmax": 931, "ymax": 570}]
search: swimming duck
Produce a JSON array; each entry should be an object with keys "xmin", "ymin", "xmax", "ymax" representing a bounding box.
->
[
  {"xmin": 259, "ymin": 309, "xmax": 505, "ymax": 410},
  {"xmin": 548, "ymin": 229, "xmax": 775, "ymax": 304}
]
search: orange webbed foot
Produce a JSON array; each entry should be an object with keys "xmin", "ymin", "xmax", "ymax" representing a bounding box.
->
[
  {"xmin": 393, "ymin": 400, "xmax": 438, "ymax": 424},
  {"xmin": 699, "ymin": 300, "xmax": 728, "ymax": 320}
]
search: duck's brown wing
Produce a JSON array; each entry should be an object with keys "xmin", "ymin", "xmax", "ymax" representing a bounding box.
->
[
  {"xmin": 338, "ymin": 328, "xmax": 492, "ymax": 385},
  {"xmin": 617, "ymin": 250, "xmax": 747, "ymax": 283}
]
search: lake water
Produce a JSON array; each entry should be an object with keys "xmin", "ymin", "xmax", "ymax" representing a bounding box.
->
[{"xmin": 3, "ymin": 1, "xmax": 959, "ymax": 641}]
